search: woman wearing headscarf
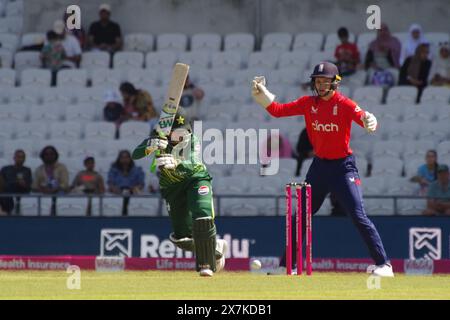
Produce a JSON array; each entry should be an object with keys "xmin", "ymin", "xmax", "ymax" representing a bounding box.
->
[
  {"xmin": 399, "ymin": 43, "xmax": 432, "ymax": 102},
  {"xmin": 400, "ymin": 24, "xmax": 428, "ymax": 65},
  {"xmin": 365, "ymin": 23, "xmax": 401, "ymax": 71}
]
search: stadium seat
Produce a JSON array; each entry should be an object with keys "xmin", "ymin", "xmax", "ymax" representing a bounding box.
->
[
  {"xmin": 37, "ymin": 139, "xmax": 72, "ymax": 159},
  {"xmin": 403, "ymin": 157, "xmax": 425, "ymax": 178},
  {"xmin": 214, "ymin": 176, "xmax": 248, "ymax": 194},
  {"xmin": 49, "ymin": 122, "xmax": 82, "ymax": 140},
  {"xmin": 352, "ymin": 86, "xmax": 383, "ymax": 104},
  {"xmin": 191, "ymin": 33, "xmax": 221, "ymax": 52},
  {"xmin": 216, "ymin": 86, "xmax": 252, "ymax": 105},
  {"xmin": 81, "ymin": 51, "xmax": 110, "ymax": 70},
  {"xmin": 403, "ymin": 140, "xmax": 435, "ymax": 160},
  {"xmin": 20, "ymin": 68, "xmax": 51, "ymax": 87},
  {"xmin": 272, "ymin": 68, "xmax": 302, "ymax": 86},
  {"xmin": 157, "ymin": 33, "xmax": 187, "ymax": 52},
  {"xmin": 364, "ymin": 198, "xmax": 395, "ymax": 216},
  {"xmin": 0, "ymin": 120, "xmax": 16, "ymax": 140},
  {"xmin": 372, "ymin": 140, "xmax": 403, "ymax": 159},
  {"xmin": 386, "ymin": 177, "xmax": 417, "ymax": 196},
  {"xmin": 70, "ymin": 139, "xmax": 106, "ymax": 159},
  {"xmin": 0, "ymin": 103, "xmax": 27, "ymax": 121},
  {"xmin": 402, "ymin": 105, "xmax": 434, "ymax": 122},
  {"xmin": 198, "ymin": 68, "xmax": 232, "ymax": 87},
  {"xmin": 0, "ymin": 33, "xmax": 18, "ymax": 52},
  {"xmin": 20, "ymin": 32, "xmax": 44, "ymax": 48},
  {"xmin": 224, "ymin": 33, "xmax": 255, "ymax": 54},
  {"xmin": 14, "ymin": 121, "xmax": 48, "ymax": 139},
  {"xmin": 56, "ymin": 198, "xmax": 89, "ymax": 216},
  {"xmin": 92, "ymin": 197, "xmax": 124, "ymax": 217},
  {"xmin": 417, "ymin": 119, "xmax": 449, "ymax": 143},
  {"xmin": 278, "ymin": 51, "xmax": 310, "ymax": 72},
  {"xmin": 19, "ymin": 197, "xmax": 52, "ymax": 216},
  {"xmin": 29, "ymin": 103, "xmax": 62, "ymax": 122},
  {"xmin": 40, "ymin": 87, "xmax": 72, "ymax": 105},
  {"xmin": 261, "ymin": 32, "xmax": 292, "ymax": 52},
  {"xmin": 437, "ymin": 141, "xmax": 450, "ymax": 160},
  {"xmin": 292, "ymin": 33, "xmax": 323, "ymax": 52},
  {"xmin": 371, "ymin": 157, "xmax": 404, "ymax": 177},
  {"xmin": 211, "ymin": 51, "xmax": 242, "ymax": 70},
  {"xmin": 3, "ymin": 138, "xmax": 34, "ymax": 159},
  {"xmin": 397, "ymin": 198, "xmax": 426, "ymax": 215},
  {"xmin": 248, "ymin": 51, "xmax": 279, "ymax": 70},
  {"xmin": 221, "ymin": 198, "xmax": 259, "ymax": 216},
  {"xmin": 128, "ymin": 197, "xmax": 160, "ymax": 216},
  {"xmin": 324, "ymin": 32, "xmax": 356, "ymax": 52},
  {"xmin": 0, "ymin": 16, "xmax": 23, "ymax": 34},
  {"xmin": 85, "ymin": 122, "xmax": 116, "ymax": 140},
  {"xmin": 178, "ymin": 51, "xmax": 210, "ymax": 69},
  {"xmin": 124, "ymin": 33, "xmax": 154, "ymax": 52},
  {"xmin": 356, "ymin": 32, "xmax": 376, "ymax": 58},
  {"xmin": 356, "ymin": 157, "xmax": 369, "ymax": 177},
  {"xmin": 5, "ymin": 0, "xmax": 23, "ymax": 16},
  {"xmin": 385, "ymin": 86, "xmax": 417, "ymax": 104},
  {"xmin": 361, "ymin": 176, "xmax": 386, "ymax": 195},
  {"xmin": 126, "ymin": 68, "xmax": 163, "ymax": 88},
  {"xmin": 425, "ymin": 32, "xmax": 450, "ymax": 54},
  {"xmin": 57, "ymin": 69, "xmax": 88, "ymax": 88},
  {"xmin": 13, "ymin": 51, "xmax": 41, "ymax": 71},
  {"xmin": 93, "ymin": 157, "xmax": 113, "ymax": 177},
  {"xmin": 145, "ymin": 51, "xmax": 178, "ymax": 70},
  {"xmin": 90, "ymin": 68, "xmax": 123, "ymax": 87},
  {"xmin": 64, "ymin": 103, "xmax": 98, "ymax": 122},
  {"xmin": 309, "ymin": 51, "xmax": 335, "ymax": 66},
  {"xmin": 382, "ymin": 119, "xmax": 421, "ymax": 141},
  {"xmin": 113, "ymin": 51, "xmax": 144, "ymax": 69},
  {"xmin": 74, "ymin": 87, "xmax": 107, "ymax": 105},
  {"xmin": 420, "ymin": 87, "xmax": 450, "ymax": 104},
  {"xmin": 0, "ymin": 49, "xmax": 13, "ymax": 68},
  {"xmin": 120, "ymin": 121, "xmax": 150, "ymax": 139}
]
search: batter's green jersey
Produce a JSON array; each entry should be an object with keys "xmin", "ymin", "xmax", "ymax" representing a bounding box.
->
[{"xmin": 131, "ymin": 134, "xmax": 211, "ymax": 189}]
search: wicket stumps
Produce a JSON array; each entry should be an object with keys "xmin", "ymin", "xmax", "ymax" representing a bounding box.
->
[{"xmin": 285, "ymin": 182, "xmax": 312, "ymax": 276}]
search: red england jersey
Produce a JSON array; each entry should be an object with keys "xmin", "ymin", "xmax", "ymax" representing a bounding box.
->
[{"xmin": 266, "ymin": 91, "xmax": 366, "ymax": 160}]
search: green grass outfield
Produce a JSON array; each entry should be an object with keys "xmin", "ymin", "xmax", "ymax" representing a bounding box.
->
[{"xmin": 1, "ymin": 271, "xmax": 450, "ymax": 300}]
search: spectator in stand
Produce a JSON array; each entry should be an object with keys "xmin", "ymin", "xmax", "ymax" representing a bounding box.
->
[
  {"xmin": 180, "ymin": 76, "xmax": 205, "ymax": 120},
  {"xmin": 33, "ymin": 146, "xmax": 69, "ymax": 194},
  {"xmin": 40, "ymin": 30, "xmax": 66, "ymax": 86},
  {"xmin": 411, "ymin": 150, "xmax": 439, "ymax": 195},
  {"xmin": 399, "ymin": 43, "xmax": 432, "ymax": 102},
  {"xmin": 400, "ymin": 24, "xmax": 428, "ymax": 65},
  {"xmin": 430, "ymin": 42, "xmax": 450, "ymax": 87},
  {"xmin": 119, "ymin": 82, "xmax": 159, "ymax": 129},
  {"xmin": 71, "ymin": 157, "xmax": 105, "ymax": 194},
  {"xmin": 0, "ymin": 150, "xmax": 32, "ymax": 215},
  {"xmin": 365, "ymin": 23, "xmax": 401, "ymax": 87},
  {"xmin": 334, "ymin": 27, "xmax": 360, "ymax": 76},
  {"xmin": 295, "ymin": 128, "xmax": 314, "ymax": 176},
  {"xmin": 88, "ymin": 4, "xmax": 122, "ymax": 54},
  {"xmin": 108, "ymin": 150, "xmax": 144, "ymax": 195},
  {"xmin": 63, "ymin": 11, "xmax": 87, "ymax": 49},
  {"xmin": 423, "ymin": 164, "xmax": 450, "ymax": 216},
  {"xmin": 103, "ymin": 89, "xmax": 125, "ymax": 137},
  {"xmin": 107, "ymin": 150, "xmax": 144, "ymax": 216},
  {"xmin": 52, "ymin": 20, "xmax": 82, "ymax": 69}
]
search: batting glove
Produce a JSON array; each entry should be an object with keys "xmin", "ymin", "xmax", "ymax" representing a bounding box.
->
[
  {"xmin": 362, "ymin": 111, "xmax": 378, "ymax": 133},
  {"xmin": 148, "ymin": 136, "xmax": 168, "ymax": 150},
  {"xmin": 251, "ymin": 76, "xmax": 275, "ymax": 108},
  {"xmin": 156, "ymin": 153, "xmax": 178, "ymax": 170}
]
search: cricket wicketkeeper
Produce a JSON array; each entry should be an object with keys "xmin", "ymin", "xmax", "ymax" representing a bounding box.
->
[
  {"xmin": 252, "ymin": 62, "xmax": 393, "ymax": 277},
  {"xmin": 132, "ymin": 109, "xmax": 227, "ymax": 277}
]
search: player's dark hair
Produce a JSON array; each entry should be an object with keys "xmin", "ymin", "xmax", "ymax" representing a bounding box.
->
[
  {"xmin": 39, "ymin": 146, "xmax": 59, "ymax": 163},
  {"xmin": 338, "ymin": 27, "xmax": 349, "ymax": 38},
  {"xmin": 119, "ymin": 82, "xmax": 138, "ymax": 96},
  {"xmin": 113, "ymin": 150, "xmax": 135, "ymax": 172}
]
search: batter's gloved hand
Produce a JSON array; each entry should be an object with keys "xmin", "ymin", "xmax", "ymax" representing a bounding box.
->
[
  {"xmin": 362, "ymin": 111, "xmax": 378, "ymax": 133},
  {"xmin": 251, "ymin": 76, "xmax": 275, "ymax": 108},
  {"xmin": 144, "ymin": 135, "xmax": 168, "ymax": 156},
  {"xmin": 156, "ymin": 153, "xmax": 178, "ymax": 170}
]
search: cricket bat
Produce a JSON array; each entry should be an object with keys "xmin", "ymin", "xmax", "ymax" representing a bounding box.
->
[{"xmin": 145, "ymin": 62, "xmax": 190, "ymax": 157}]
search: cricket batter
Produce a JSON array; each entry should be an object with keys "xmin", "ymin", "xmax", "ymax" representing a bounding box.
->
[
  {"xmin": 132, "ymin": 110, "xmax": 227, "ymax": 277},
  {"xmin": 252, "ymin": 62, "xmax": 393, "ymax": 277}
]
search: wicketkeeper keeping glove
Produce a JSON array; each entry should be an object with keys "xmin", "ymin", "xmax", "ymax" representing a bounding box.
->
[
  {"xmin": 361, "ymin": 111, "xmax": 378, "ymax": 133},
  {"xmin": 156, "ymin": 153, "xmax": 178, "ymax": 170},
  {"xmin": 251, "ymin": 76, "xmax": 275, "ymax": 108}
]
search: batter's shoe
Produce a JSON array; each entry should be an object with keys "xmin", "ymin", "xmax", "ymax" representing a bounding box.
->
[
  {"xmin": 371, "ymin": 263, "xmax": 394, "ymax": 277},
  {"xmin": 199, "ymin": 268, "xmax": 214, "ymax": 277}
]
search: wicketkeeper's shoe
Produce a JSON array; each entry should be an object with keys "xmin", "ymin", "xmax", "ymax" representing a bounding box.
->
[
  {"xmin": 215, "ymin": 239, "xmax": 228, "ymax": 273},
  {"xmin": 199, "ymin": 268, "xmax": 214, "ymax": 277},
  {"xmin": 371, "ymin": 263, "xmax": 394, "ymax": 277}
]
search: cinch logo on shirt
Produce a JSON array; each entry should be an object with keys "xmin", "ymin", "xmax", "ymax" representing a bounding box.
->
[{"xmin": 312, "ymin": 120, "xmax": 339, "ymax": 132}]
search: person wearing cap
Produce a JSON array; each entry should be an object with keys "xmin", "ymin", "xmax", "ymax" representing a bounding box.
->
[
  {"xmin": 430, "ymin": 42, "xmax": 450, "ymax": 87},
  {"xmin": 51, "ymin": 20, "xmax": 82, "ymax": 69},
  {"xmin": 88, "ymin": 4, "xmax": 122, "ymax": 53},
  {"xmin": 423, "ymin": 164, "xmax": 450, "ymax": 216},
  {"xmin": 252, "ymin": 62, "xmax": 394, "ymax": 277},
  {"xmin": 71, "ymin": 157, "xmax": 105, "ymax": 195}
]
